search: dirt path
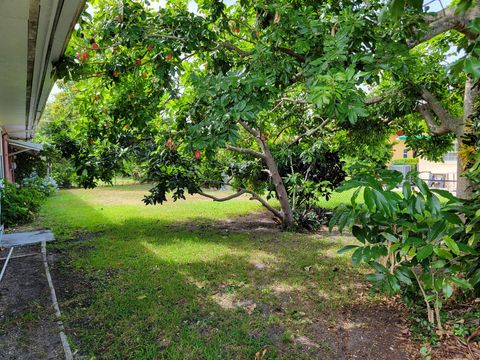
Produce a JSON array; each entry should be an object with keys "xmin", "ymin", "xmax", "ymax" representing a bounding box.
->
[{"xmin": 0, "ymin": 245, "xmax": 64, "ymax": 360}]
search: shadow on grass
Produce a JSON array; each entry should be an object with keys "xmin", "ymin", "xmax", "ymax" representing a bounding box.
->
[{"xmin": 41, "ymin": 190, "xmax": 409, "ymax": 360}]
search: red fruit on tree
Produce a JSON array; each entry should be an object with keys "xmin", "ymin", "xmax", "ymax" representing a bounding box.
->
[
  {"xmin": 167, "ymin": 53, "xmax": 173, "ymax": 61},
  {"xmin": 135, "ymin": 58, "xmax": 142, "ymax": 65},
  {"xmin": 92, "ymin": 42, "xmax": 99, "ymax": 50},
  {"xmin": 81, "ymin": 51, "xmax": 89, "ymax": 61},
  {"xmin": 194, "ymin": 150, "xmax": 201, "ymax": 159}
]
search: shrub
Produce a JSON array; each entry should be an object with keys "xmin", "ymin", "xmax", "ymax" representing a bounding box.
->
[
  {"xmin": 391, "ymin": 158, "xmax": 419, "ymax": 166},
  {"xmin": 1, "ymin": 181, "xmax": 47, "ymax": 227},
  {"xmin": 50, "ymin": 159, "xmax": 78, "ymax": 188},
  {"xmin": 330, "ymin": 170, "xmax": 477, "ymax": 331},
  {"xmin": 22, "ymin": 173, "xmax": 58, "ymax": 196}
]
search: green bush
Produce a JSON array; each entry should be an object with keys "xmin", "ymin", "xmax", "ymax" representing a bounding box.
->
[
  {"xmin": 391, "ymin": 158, "xmax": 419, "ymax": 166},
  {"xmin": 50, "ymin": 159, "xmax": 78, "ymax": 188},
  {"xmin": 1, "ymin": 181, "xmax": 47, "ymax": 227},
  {"xmin": 331, "ymin": 170, "xmax": 478, "ymax": 331}
]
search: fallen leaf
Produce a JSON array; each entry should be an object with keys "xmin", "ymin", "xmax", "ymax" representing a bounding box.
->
[{"xmin": 255, "ymin": 348, "xmax": 268, "ymax": 360}]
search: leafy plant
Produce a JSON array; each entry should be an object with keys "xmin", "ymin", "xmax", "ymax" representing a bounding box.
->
[
  {"xmin": 41, "ymin": 0, "xmax": 480, "ymax": 230},
  {"xmin": 0, "ymin": 181, "xmax": 47, "ymax": 227},
  {"xmin": 391, "ymin": 158, "xmax": 419, "ymax": 166},
  {"xmin": 331, "ymin": 170, "xmax": 478, "ymax": 330}
]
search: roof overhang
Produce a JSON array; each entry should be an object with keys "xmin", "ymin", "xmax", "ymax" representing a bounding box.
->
[
  {"xmin": 8, "ymin": 139, "xmax": 44, "ymax": 154},
  {"xmin": 0, "ymin": 0, "xmax": 86, "ymax": 140}
]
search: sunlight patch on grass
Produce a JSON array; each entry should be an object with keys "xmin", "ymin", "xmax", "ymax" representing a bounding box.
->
[{"xmin": 35, "ymin": 184, "xmax": 385, "ymax": 359}]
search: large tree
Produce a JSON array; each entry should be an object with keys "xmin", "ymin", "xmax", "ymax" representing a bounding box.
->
[{"xmin": 49, "ymin": 0, "xmax": 480, "ymax": 228}]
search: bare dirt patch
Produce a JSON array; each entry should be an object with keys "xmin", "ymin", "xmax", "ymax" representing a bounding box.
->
[
  {"xmin": 0, "ymin": 245, "xmax": 64, "ymax": 360},
  {"xmin": 168, "ymin": 210, "xmax": 281, "ymax": 234}
]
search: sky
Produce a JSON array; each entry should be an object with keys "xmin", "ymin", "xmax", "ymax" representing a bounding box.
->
[{"xmin": 47, "ymin": 0, "xmax": 453, "ymax": 102}]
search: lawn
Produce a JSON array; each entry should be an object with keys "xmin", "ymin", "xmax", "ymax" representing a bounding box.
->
[{"xmin": 37, "ymin": 185, "xmax": 406, "ymax": 359}]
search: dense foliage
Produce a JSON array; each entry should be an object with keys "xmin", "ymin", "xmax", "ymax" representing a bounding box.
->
[
  {"xmin": 331, "ymin": 170, "xmax": 479, "ymax": 331},
  {"xmin": 1, "ymin": 176, "xmax": 57, "ymax": 227},
  {"xmin": 40, "ymin": 0, "xmax": 480, "ymax": 229}
]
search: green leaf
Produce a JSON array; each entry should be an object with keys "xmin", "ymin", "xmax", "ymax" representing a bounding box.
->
[
  {"xmin": 338, "ymin": 210, "xmax": 352, "ymax": 233},
  {"xmin": 413, "ymin": 177, "xmax": 429, "ymax": 196},
  {"xmin": 428, "ymin": 220, "xmax": 446, "ymax": 242},
  {"xmin": 338, "ymin": 245, "xmax": 359, "ymax": 254},
  {"xmin": 389, "ymin": 0, "xmax": 405, "ymax": 22},
  {"xmin": 431, "ymin": 189, "xmax": 457, "ymax": 202},
  {"xmin": 442, "ymin": 281, "xmax": 453, "ymax": 299},
  {"xmin": 351, "ymin": 247, "xmax": 363, "ymax": 266},
  {"xmin": 444, "ymin": 236, "xmax": 460, "ymax": 255},
  {"xmin": 352, "ymin": 225, "xmax": 367, "ymax": 243},
  {"xmin": 394, "ymin": 268, "xmax": 412, "ymax": 285},
  {"xmin": 386, "ymin": 273, "xmax": 401, "ymax": 294},
  {"xmin": 381, "ymin": 232, "xmax": 398, "ymax": 243},
  {"xmin": 464, "ymin": 56, "xmax": 480, "ymax": 81},
  {"xmin": 416, "ymin": 244, "xmax": 433, "ymax": 262},
  {"xmin": 456, "ymin": 0, "xmax": 473, "ymax": 14},
  {"xmin": 470, "ymin": 268, "xmax": 480, "ymax": 285},
  {"xmin": 451, "ymin": 276, "xmax": 473, "ymax": 290},
  {"xmin": 351, "ymin": 187, "xmax": 361, "ymax": 206},
  {"xmin": 458, "ymin": 243, "xmax": 479, "ymax": 255},
  {"xmin": 371, "ymin": 261, "xmax": 388, "ymax": 273},
  {"xmin": 365, "ymin": 273, "xmax": 385, "ymax": 282},
  {"xmin": 364, "ymin": 187, "xmax": 375, "ymax": 212},
  {"xmin": 433, "ymin": 247, "xmax": 453, "ymax": 260},
  {"xmin": 402, "ymin": 181, "xmax": 412, "ymax": 200}
]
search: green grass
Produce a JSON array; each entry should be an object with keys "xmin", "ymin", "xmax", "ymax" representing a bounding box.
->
[
  {"xmin": 38, "ymin": 185, "xmax": 378, "ymax": 359},
  {"xmin": 317, "ymin": 188, "xmax": 364, "ymax": 209}
]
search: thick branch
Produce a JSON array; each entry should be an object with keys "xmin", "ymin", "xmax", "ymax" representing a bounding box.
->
[
  {"xmin": 420, "ymin": 88, "xmax": 457, "ymax": 132},
  {"xmin": 199, "ymin": 184, "xmax": 283, "ymax": 220},
  {"xmin": 238, "ymin": 120, "xmax": 260, "ymax": 137},
  {"xmin": 225, "ymin": 144, "xmax": 266, "ymax": 159},
  {"xmin": 198, "ymin": 189, "xmax": 248, "ymax": 202},
  {"xmin": 416, "ymin": 103, "xmax": 451, "ymax": 135},
  {"xmin": 275, "ymin": 47, "xmax": 306, "ymax": 62},
  {"xmin": 419, "ymin": 6, "xmax": 480, "ymax": 45},
  {"xmin": 365, "ymin": 93, "xmax": 389, "ymax": 105},
  {"xmin": 247, "ymin": 192, "xmax": 284, "ymax": 220},
  {"xmin": 218, "ymin": 42, "xmax": 253, "ymax": 57}
]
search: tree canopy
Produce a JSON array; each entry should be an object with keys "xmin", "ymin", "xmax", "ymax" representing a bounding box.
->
[{"xmin": 44, "ymin": 0, "xmax": 480, "ymax": 228}]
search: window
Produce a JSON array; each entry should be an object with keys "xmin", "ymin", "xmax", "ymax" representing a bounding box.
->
[
  {"xmin": 403, "ymin": 149, "xmax": 408, "ymax": 158},
  {"xmin": 443, "ymin": 143, "xmax": 458, "ymax": 162}
]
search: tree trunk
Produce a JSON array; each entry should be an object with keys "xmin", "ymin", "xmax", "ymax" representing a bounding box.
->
[
  {"xmin": 258, "ymin": 138, "xmax": 295, "ymax": 228},
  {"xmin": 456, "ymin": 77, "xmax": 478, "ymax": 199}
]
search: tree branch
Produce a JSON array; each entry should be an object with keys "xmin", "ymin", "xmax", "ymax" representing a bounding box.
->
[
  {"xmin": 416, "ymin": 103, "xmax": 451, "ymax": 135},
  {"xmin": 275, "ymin": 46, "xmax": 306, "ymax": 62},
  {"xmin": 418, "ymin": 6, "xmax": 480, "ymax": 45},
  {"xmin": 419, "ymin": 88, "xmax": 457, "ymax": 133},
  {"xmin": 365, "ymin": 93, "xmax": 389, "ymax": 105},
  {"xmin": 198, "ymin": 189, "xmax": 248, "ymax": 202},
  {"xmin": 238, "ymin": 120, "xmax": 260, "ymax": 137},
  {"xmin": 218, "ymin": 42, "xmax": 253, "ymax": 57},
  {"xmin": 290, "ymin": 118, "xmax": 329, "ymax": 145},
  {"xmin": 247, "ymin": 191, "xmax": 284, "ymax": 220},
  {"xmin": 198, "ymin": 181, "xmax": 284, "ymax": 221},
  {"xmin": 225, "ymin": 144, "xmax": 266, "ymax": 159}
]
